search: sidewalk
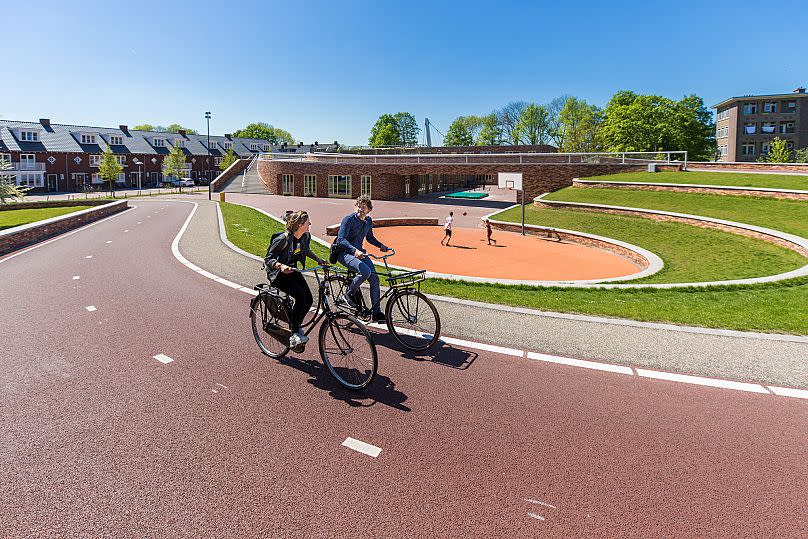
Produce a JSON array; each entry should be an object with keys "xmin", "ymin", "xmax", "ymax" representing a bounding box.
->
[{"xmin": 178, "ymin": 198, "xmax": 808, "ymax": 388}]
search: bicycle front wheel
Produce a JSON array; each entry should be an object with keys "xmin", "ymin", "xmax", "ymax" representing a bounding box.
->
[
  {"xmin": 319, "ymin": 313, "xmax": 377, "ymax": 390},
  {"xmin": 385, "ymin": 289, "xmax": 441, "ymax": 351},
  {"xmin": 250, "ymin": 293, "xmax": 291, "ymax": 359}
]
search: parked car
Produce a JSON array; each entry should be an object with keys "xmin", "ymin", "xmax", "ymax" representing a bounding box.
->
[{"xmin": 172, "ymin": 178, "xmax": 195, "ymax": 188}]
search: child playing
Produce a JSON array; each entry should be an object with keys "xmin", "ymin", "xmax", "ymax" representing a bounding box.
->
[{"xmin": 485, "ymin": 219, "xmax": 496, "ymax": 245}]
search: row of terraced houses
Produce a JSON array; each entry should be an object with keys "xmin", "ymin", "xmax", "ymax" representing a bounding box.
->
[{"xmin": 0, "ymin": 118, "xmax": 337, "ymax": 192}]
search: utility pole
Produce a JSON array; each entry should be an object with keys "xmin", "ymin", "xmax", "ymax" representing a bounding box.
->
[{"xmin": 205, "ymin": 111, "xmax": 212, "ymax": 200}]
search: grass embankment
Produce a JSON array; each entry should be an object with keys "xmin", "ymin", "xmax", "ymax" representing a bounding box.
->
[
  {"xmin": 492, "ymin": 205, "xmax": 804, "ymax": 284},
  {"xmin": 221, "ymin": 201, "xmax": 808, "ymax": 334},
  {"xmin": 0, "ymin": 206, "xmax": 94, "ymax": 231},
  {"xmin": 579, "ymin": 171, "xmax": 808, "ymax": 191}
]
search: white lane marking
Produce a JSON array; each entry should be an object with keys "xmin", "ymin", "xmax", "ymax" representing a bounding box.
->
[
  {"xmin": 524, "ymin": 499, "xmax": 557, "ymax": 509},
  {"xmin": 137, "ymin": 221, "xmax": 142, "ymax": 224},
  {"xmin": 166, "ymin": 201, "xmax": 808, "ymax": 401},
  {"xmin": 153, "ymin": 354, "xmax": 174, "ymax": 364},
  {"xmin": 212, "ymin": 389, "xmax": 218, "ymax": 394},
  {"xmin": 73, "ymin": 275, "xmax": 80, "ymax": 280},
  {"xmin": 527, "ymin": 513, "xmax": 545, "ymax": 521},
  {"xmin": 635, "ymin": 369, "xmax": 768, "ymax": 394},
  {"xmin": 527, "ymin": 352, "xmax": 633, "ymax": 375},
  {"xmin": 105, "ymin": 240, "xmax": 112, "ymax": 244},
  {"xmin": 85, "ymin": 255, "xmax": 93, "ymax": 259},
  {"xmin": 124, "ymin": 229, "xmax": 129, "ymax": 233},
  {"xmin": 147, "ymin": 215, "xmax": 151, "ymax": 219},
  {"xmin": 342, "ymin": 437, "xmax": 382, "ymax": 458},
  {"xmin": 215, "ymin": 383, "xmax": 228, "ymax": 389},
  {"xmin": 85, "ymin": 305, "xmax": 97, "ymax": 312},
  {"xmin": 767, "ymin": 386, "xmax": 808, "ymax": 399}
]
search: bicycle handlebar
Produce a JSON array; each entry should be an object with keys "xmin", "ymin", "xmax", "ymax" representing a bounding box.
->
[{"xmin": 366, "ymin": 248, "xmax": 396, "ymax": 260}]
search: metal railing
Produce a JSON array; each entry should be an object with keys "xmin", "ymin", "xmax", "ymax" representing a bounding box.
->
[
  {"xmin": 259, "ymin": 151, "xmax": 688, "ymax": 168},
  {"xmin": 7, "ymin": 162, "xmax": 46, "ymax": 171}
]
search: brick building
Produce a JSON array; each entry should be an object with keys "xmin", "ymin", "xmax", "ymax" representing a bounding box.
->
[
  {"xmin": 713, "ymin": 87, "xmax": 808, "ymax": 161},
  {"xmin": 0, "ymin": 118, "xmax": 337, "ymax": 192},
  {"xmin": 258, "ymin": 151, "xmax": 680, "ymax": 202}
]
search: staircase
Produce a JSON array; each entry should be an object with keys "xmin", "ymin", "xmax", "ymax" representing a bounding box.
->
[{"xmin": 220, "ymin": 158, "xmax": 271, "ymax": 194}]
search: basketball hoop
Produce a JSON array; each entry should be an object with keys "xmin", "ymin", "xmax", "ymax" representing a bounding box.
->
[{"xmin": 497, "ymin": 173, "xmax": 526, "ymax": 236}]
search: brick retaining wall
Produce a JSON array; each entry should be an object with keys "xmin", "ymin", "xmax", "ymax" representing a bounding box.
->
[
  {"xmin": 689, "ymin": 162, "xmax": 808, "ymax": 173},
  {"xmin": 572, "ymin": 180, "xmax": 808, "ymax": 201},
  {"xmin": 326, "ymin": 217, "xmax": 439, "ymax": 236},
  {"xmin": 211, "ymin": 159, "xmax": 251, "ymax": 192},
  {"xmin": 0, "ymin": 200, "xmax": 128, "ymax": 256}
]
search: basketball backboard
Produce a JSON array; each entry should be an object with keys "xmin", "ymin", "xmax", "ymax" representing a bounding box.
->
[{"xmin": 497, "ymin": 172, "xmax": 523, "ymax": 190}]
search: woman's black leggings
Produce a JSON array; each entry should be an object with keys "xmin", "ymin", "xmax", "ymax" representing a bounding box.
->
[{"xmin": 273, "ymin": 271, "xmax": 313, "ymax": 333}]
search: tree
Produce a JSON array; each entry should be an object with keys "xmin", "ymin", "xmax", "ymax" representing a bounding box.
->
[
  {"xmin": 516, "ymin": 103, "xmax": 550, "ymax": 145},
  {"xmin": 476, "ymin": 113, "xmax": 503, "ymax": 146},
  {"xmin": 166, "ymin": 124, "xmax": 198, "ymax": 134},
  {"xmin": 598, "ymin": 91, "xmax": 715, "ymax": 160},
  {"xmin": 133, "ymin": 124, "xmax": 167, "ymax": 132},
  {"xmin": 760, "ymin": 137, "xmax": 792, "ymax": 163},
  {"xmin": 546, "ymin": 95, "xmax": 570, "ymax": 149},
  {"xmin": 232, "ymin": 122, "xmax": 295, "ymax": 144},
  {"xmin": 162, "ymin": 144, "xmax": 187, "ymax": 190},
  {"xmin": 98, "ymin": 147, "xmax": 124, "ymax": 198},
  {"xmin": 219, "ymin": 147, "xmax": 238, "ymax": 172},
  {"xmin": 0, "ymin": 158, "xmax": 30, "ymax": 204},
  {"xmin": 497, "ymin": 101, "xmax": 528, "ymax": 145},
  {"xmin": 369, "ymin": 114, "xmax": 401, "ymax": 147},
  {"xmin": 443, "ymin": 116, "xmax": 479, "ymax": 146},
  {"xmin": 558, "ymin": 97, "xmax": 602, "ymax": 153},
  {"xmin": 393, "ymin": 112, "xmax": 420, "ymax": 146}
]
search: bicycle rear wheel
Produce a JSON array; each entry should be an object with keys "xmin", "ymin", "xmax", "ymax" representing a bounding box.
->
[
  {"xmin": 250, "ymin": 293, "xmax": 291, "ymax": 358},
  {"xmin": 385, "ymin": 289, "xmax": 441, "ymax": 351},
  {"xmin": 319, "ymin": 313, "xmax": 377, "ymax": 390}
]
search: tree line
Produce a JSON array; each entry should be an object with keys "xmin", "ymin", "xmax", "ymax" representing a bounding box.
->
[
  {"xmin": 133, "ymin": 122, "xmax": 295, "ymax": 145},
  {"xmin": 370, "ymin": 91, "xmax": 718, "ymax": 160}
]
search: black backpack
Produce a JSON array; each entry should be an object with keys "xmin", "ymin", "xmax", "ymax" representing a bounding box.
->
[
  {"xmin": 263, "ymin": 231, "xmax": 288, "ymax": 271},
  {"xmin": 329, "ymin": 237, "xmax": 341, "ymax": 264}
]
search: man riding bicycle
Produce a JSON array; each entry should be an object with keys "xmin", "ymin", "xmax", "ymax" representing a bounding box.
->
[
  {"xmin": 264, "ymin": 210, "xmax": 326, "ymax": 349},
  {"xmin": 335, "ymin": 195, "xmax": 390, "ymax": 323}
]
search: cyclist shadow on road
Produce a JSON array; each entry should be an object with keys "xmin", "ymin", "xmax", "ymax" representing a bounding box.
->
[
  {"xmin": 274, "ymin": 353, "xmax": 411, "ymax": 412},
  {"xmin": 371, "ymin": 332, "xmax": 478, "ymax": 370}
]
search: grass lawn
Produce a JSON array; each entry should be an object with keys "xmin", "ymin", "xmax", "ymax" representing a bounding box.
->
[
  {"xmin": 543, "ymin": 187, "xmax": 808, "ymax": 238},
  {"xmin": 0, "ymin": 206, "xmax": 94, "ymax": 231},
  {"xmin": 492, "ymin": 205, "xmax": 805, "ymax": 284},
  {"xmin": 220, "ymin": 201, "xmax": 808, "ymax": 335},
  {"xmin": 579, "ymin": 171, "xmax": 808, "ymax": 191}
]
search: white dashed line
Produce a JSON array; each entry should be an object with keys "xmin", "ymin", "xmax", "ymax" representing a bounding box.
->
[
  {"xmin": 147, "ymin": 215, "xmax": 151, "ymax": 219},
  {"xmin": 524, "ymin": 499, "xmax": 557, "ymax": 509},
  {"xmin": 635, "ymin": 369, "xmax": 768, "ymax": 394},
  {"xmin": 73, "ymin": 275, "xmax": 80, "ymax": 280},
  {"xmin": 527, "ymin": 513, "xmax": 546, "ymax": 521},
  {"xmin": 764, "ymin": 386, "xmax": 808, "ymax": 399},
  {"xmin": 85, "ymin": 255, "xmax": 93, "ymax": 259},
  {"xmin": 124, "ymin": 229, "xmax": 129, "ymax": 233},
  {"xmin": 137, "ymin": 221, "xmax": 142, "ymax": 224},
  {"xmin": 527, "ymin": 352, "xmax": 633, "ymax": 375},
  {"xmin": 85, "ymin": 305, "xmax": 97, "ymax": 312},
  {"xmin": 215, "ymin": 383, "xmax": 228, "ymax": 389},
  {"xmin": 342, "ymin": 437, "xmax": 382, "ymax": 457},
  {"xmin": 105, "ymin": 240, "xmax": 112, "ymax": 244},
  {"xmin": 153, "ymin": 354, "xmax": 174, "ymax": 364}
]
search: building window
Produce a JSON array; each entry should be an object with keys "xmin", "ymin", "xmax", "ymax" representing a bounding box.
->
[
  {"xmin": 716, "ymin": 109, "xmax": 730, "ymax": 121},
  {"xmin": 263, "ymin": 144, "xmax": 271, "ymax": 152},
  {"xmin": 303, "ymin": 174, "xmax": 316, "ymax": 196},
  {"xmin": 18, "ymin": 173, "xmax": 42, "ymax": 187},
  {"xmin": 92, "ymin": 173, "xmax": 103, "ymax": 184},
  {"xmin": 174, "ymin": 139, "xmax": 185, "ymax": 148},
  {"xmin": 116, "ymin": 173, "xmax": 126, "ymax": 183},
  {"xmin": 744, "ymin": 123, "xmax": 756, "ymax": 134},
  {"xmin": 282, "ymin": 174, "xmax": 294, "ymax": 195},
  {"xmin": 152, "ymin": 138, "xmax": 165, "ymax": 147},
  {"xmin": 718, "ymin": 144, "xmax": 728, "ymax": 157},
  {"xmin": 716, "ymin": 126, "xmax": 729, "ymax": 138},
  {"xmin": 209, "ymin": 141, "xmax": 217, "ymax": 150},
  {"xmin": 780, "ymin": 122, "xmax": 795, "ymax": 134},
  {"xmin": 741, "ymin": 143, "xmax": 755, "ymax": 156},
  {"xmin": 223, "ymin": 142, "xmax": 233, "ymax": 150},
  {"xmin": 761, "ymin": 122, "xmax": 776, "ymax": 134},
  {"xmin": 90, "ymin": 155, "xmax": 102, "ymax": 167},
  {"xmin": 786, "ymin": 101, "xmax": 797, "ymax": 112},
  {"xmin": 109, "ymin": 135, "xmax": 123, "ymax": 145},
  {"xmin": 361, "ymin": 175, "xmax": 371, "ymax": 196},
  {"xmin": 0, "ymin": 153, "xmax": 10, "ymax": 165},
  {"xmin": 80, "ymin": 134, "xmax": 97, "ymax": 144},
  {"xmin": 19, "ymin": 130, "xmax": 39, "ymax": 142},
  {"xmin": 742, "ymin": 103, "xmax": 758, "ymax": 115},
  {"xmin": 20, "ymin": 154, "xmax": 36, "ymax": 170},
  {"xmin": 250, "ymin": 143, "xmax": 260, "ymax": 151},
  {"xmin": 115, "ymin": 155, "xmax": 126, "ymax": 165},
  {"xmin": 328, "ymin": 175, "xmax": 352, "ymax": 197},
  {"xmin": 763, "ymin": 101, "xmax": 777, "ymax": 113},
  {"xmin": 214, "ymin": 157, "xmax": 223, "ymax": 166},
  {"xmin": 761, "ymin": 142, "xmax": 771, "ymax": 155}
]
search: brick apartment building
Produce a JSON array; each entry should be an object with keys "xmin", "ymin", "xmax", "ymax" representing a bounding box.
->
[
  {"xmin": 0, "ymin": 118, "xmax": 336, "ymax": 192},
  {"xmin": 713, "ymin": 87, "xmax": 808, "ymax": 161}
]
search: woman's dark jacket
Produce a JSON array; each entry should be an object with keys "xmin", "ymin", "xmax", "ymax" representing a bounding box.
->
[{"xmin": 264, "ymin": 232, "xmax": 323, "ymax": 283}]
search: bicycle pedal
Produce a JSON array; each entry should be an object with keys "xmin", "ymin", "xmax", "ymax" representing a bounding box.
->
[{"xmin": 291, "ymin": 343, "xmax": 306, "ymax": 354}]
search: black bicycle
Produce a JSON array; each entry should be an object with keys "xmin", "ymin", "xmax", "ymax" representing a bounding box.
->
[
  {"xmin": 326, "ymin": 250, "xmax": 441, "ymax": 352},
  {"xmin": 249, "ymin": 265, "xmax": 378, "ymax": 390}
]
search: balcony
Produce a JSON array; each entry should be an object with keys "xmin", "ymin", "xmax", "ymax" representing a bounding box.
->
[{"xmin": 4, "ymin": 162, "xmax": 46, "ymax": 171}]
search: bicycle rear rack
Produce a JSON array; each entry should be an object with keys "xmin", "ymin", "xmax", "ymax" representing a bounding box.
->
[{"xmin": 386, "ymin": 269, "xmax": 426, "ymax": 289}]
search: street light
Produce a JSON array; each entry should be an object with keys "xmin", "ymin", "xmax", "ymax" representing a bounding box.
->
[
  {"xmin": 133, "ymin": 159, "xmax": 143, "ymax": 192},
  {"xmin": 205, "ymin": 111, "xmax": 212, "ymax": 200}
]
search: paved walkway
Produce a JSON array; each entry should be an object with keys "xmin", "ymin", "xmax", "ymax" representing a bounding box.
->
[{"xmin": 178, "ymin": 197, "xmax": 808, "ymax": 388}]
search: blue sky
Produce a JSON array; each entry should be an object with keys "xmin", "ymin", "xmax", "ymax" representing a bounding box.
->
[{"xmin": 4, "ymin": 0, "xmax": 808, "ymax": 145}]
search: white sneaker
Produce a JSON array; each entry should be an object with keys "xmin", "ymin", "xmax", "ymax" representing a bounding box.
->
[{"xmin": 289, "ymin": 331, "xmax": 309, "ymax": 348}]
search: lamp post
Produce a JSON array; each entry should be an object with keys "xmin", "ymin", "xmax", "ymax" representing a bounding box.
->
[
  {"xmin": 133, "ymin": 159, "xmax": 143, "ymax": 192},
  {"xmin": 205, "ymin": 111, "xmax": 212, "ymax": 200}
]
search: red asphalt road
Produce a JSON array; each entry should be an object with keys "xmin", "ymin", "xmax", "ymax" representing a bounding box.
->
[{"xmin": 1, "ymin": 201, "xmax": 806, "ymax": 538}]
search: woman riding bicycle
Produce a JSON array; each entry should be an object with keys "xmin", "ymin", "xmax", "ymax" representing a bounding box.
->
[
  {"xmin": 264, "ymin": 210, "xmax": 326, "ymax": 349},
  {"xmin": 335, "ymin": 195, "xmax": 390, "ymax": 323}
]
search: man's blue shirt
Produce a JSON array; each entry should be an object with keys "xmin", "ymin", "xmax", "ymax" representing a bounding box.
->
[{"xmin": 337, "ymin": 213, "xmax": 384, "ymax": 254}]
